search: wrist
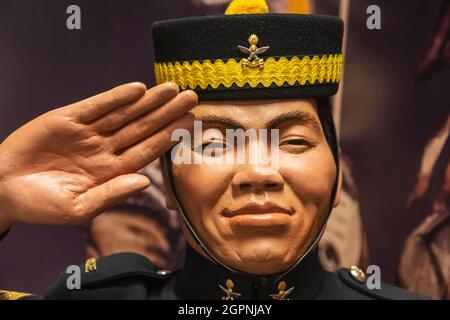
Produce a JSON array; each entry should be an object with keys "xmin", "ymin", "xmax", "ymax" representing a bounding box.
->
[
  {"xmin": 0, "ymin": 183, "xmax": 16, "ymax": 234},
  {"xmin": 0, "ymin": 227, "xmax": 10, "ymax": 241},
  {"xmin": 0, "ymin": 205, "xmax": 15, "ymax": 234}
]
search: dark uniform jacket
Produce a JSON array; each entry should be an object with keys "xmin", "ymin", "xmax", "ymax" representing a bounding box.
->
[{"xmin": 1, "ymin": 245, "xmax": 425, "ymax": 300}]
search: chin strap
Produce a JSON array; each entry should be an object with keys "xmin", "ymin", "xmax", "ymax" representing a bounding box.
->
[
  {"xmin": 164, "ymin": 149, "xmax": 339, "ymax": 281},
  {"xmin": 164, "ymin": 153, "xmax": 242, "ymax": 275}
]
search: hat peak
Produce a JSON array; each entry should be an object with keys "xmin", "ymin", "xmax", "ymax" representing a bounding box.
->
[{"xmin": 225, "ymin": 0, "xmax": 269, "ymax": 15}]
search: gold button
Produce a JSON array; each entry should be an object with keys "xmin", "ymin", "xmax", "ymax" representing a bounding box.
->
[
  {"xmin": 84, "ymin": 257, "xmax": 97, "ymax": 273},
  {"xmin": 156, "ymin": 269, "xmax": 171, "ymax": 276},
  {"xmin": 349, "ymin": 266, "xmax": 366, "ymax": 283}
]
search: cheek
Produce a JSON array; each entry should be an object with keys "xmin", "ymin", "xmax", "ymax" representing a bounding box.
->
[
  {"xmin": 172, "ymin": 163, "xmax": 233, "ymax": 217},
  {"xmin": 280, "ymin": 146, "xmax": 336, "ymax": 215}
]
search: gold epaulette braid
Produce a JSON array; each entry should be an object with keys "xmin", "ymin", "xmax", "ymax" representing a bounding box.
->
[
  {"xmin": 155, "ymin": 54, "xmax": 343, "ymax": 90},
  {"xmin": 0, "ymin": 290, "xmax": 33, "ymax": 300}
]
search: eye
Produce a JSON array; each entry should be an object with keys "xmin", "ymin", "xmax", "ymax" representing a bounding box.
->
[
  {"xmin": 280, "ymin": 138, "xmax": 312, "ymax": 146},
  {"xmin": 279, "ymin": 138, "xmax": 315, "ymax": 153},
  {"xmin": 281, "ymin": 139, "xmax": 309, "ymax": 146},
  {"xmin": 199, "ymin": 140, "xmax": 230, "ymax": 158},
  {"xmin": 201, "ymin": 140, "xmax": 228, "ymax": 149}
]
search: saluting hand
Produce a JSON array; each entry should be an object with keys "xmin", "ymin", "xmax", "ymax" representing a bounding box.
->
[{"xmin": 0, "ymin": 82, "xmax": 197, "ymax": 232}]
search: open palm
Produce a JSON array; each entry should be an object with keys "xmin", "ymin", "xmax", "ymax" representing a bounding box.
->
[{"xmin": 0, "ymin": 82, "xmax": 196, "ymax": 228}]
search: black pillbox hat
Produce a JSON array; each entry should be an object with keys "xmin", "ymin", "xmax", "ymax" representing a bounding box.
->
[{"xmin": 152, "ymin": 0, "xmax": 343, "ymax": 101}]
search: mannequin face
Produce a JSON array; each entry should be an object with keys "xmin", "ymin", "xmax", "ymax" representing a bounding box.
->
[{"xmin": 166, "ymin": 98, "xmax": 338, "ymax": 275}]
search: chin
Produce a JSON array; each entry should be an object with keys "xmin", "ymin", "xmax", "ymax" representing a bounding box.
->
[{"xmin": 231, "ymin": 239, "xmax": 298, "ymax": 275}]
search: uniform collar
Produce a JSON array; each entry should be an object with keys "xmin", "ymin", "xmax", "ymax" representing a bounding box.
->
[{"xmin": 172, "ymin": 245, "xmax": 325, "ymax": 300}]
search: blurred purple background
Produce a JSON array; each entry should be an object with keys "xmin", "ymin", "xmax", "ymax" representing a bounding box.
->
[{"xmin": 0, "ymin": 0, "xmax": 449, "ymax": 294}]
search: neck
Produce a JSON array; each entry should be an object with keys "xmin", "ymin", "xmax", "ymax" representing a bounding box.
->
[{"xmin": 172, "ymin": 244, "xmax": 325, "ymax": 300}]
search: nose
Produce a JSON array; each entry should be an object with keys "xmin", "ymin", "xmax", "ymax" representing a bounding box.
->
[{"xmin": 231, "ymin": 166, "xmax": 284, "ymax": 193}]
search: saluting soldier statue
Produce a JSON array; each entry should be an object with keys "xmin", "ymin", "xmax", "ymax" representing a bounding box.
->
[{"xmin": 0, "ymin": 0, "xmax": 424, "ymax": 300}]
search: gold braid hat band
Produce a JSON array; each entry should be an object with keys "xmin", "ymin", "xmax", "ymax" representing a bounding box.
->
[{"xmin": 155, "ymin": 54, "xmax": 343, "ymax": 91}]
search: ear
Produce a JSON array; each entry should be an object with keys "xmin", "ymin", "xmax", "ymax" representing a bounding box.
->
[
  {"xmin": 333, "ymin": 149, "xmax": 343, "ymax": 208},
  {"xmin": 160, "ymin": 155, "xmax": 178, "ymax": 211}
]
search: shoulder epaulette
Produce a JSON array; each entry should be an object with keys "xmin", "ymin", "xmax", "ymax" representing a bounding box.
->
[
  {"xmin": 0, "ymin": 290, "xmax": 35, "ymax": 300},
  {"xmin": 338, "ymin": 266, "xmax": 427, "ymax": 300},
  {"xmin": 44, "ymin": 252, "xmax": 175, "ymax": 299},
  {"xmin": 76, "ymin": 252, "xmax": 174, "ymax": 288}
]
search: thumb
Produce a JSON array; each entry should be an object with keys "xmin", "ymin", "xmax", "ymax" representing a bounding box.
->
[{"xmin": 76, "ymin": 173, "xmax": 150, "ymax": 221}]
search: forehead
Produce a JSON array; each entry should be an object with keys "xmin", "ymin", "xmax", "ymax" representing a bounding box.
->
[{"xmin": 190, "ymin": 98, "xmax": 320, "ymax": 128}]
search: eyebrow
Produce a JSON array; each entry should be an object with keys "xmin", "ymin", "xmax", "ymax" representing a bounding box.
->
[
  {"xmin": 196, "ymin": 110, "xmax": 321, "ymax": 132},
  {"xmin": 265, "ymin": 110, "xmax": 321, "ymax": 132},
  {"xmin": 196, "ymin": 115, "xmax": 244, "ymax": 130}
]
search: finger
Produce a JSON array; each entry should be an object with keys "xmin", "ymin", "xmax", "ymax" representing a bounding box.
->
[
  {"xmin": 118, "ymin": 113, "xmax": 195, "ymax": 172},
  {"xmin": 69, "ymin": 82, "xmax": 147, "ymax": 123},
  {"xmin": 93, "ymin": 82, "xmax": 180, "ymax": 133},
  {"xmin": 75, "ymin": 173, "xmax": 150, "ymax": 222},
  {"xmin": 109, "ymin": 90, "xmax": 198, "ymax": 152}
]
